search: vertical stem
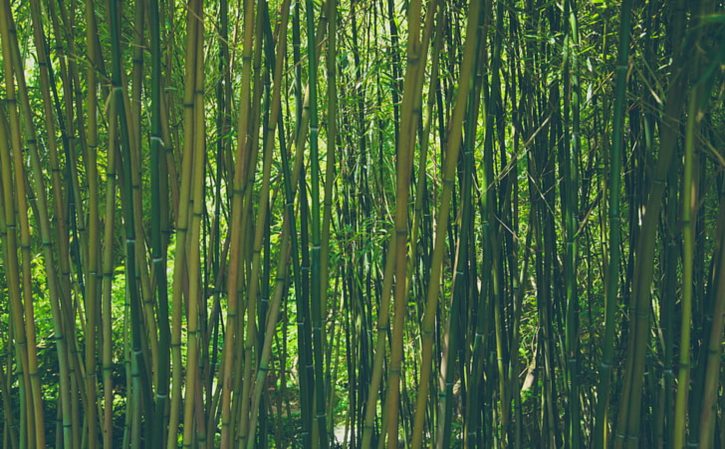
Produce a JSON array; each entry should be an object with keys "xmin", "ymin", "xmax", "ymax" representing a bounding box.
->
[
  {"xmin": 672, "ymin": 82, "xmax": 699, "ymax": 449},
  {"xmin": 108, "ymin": 0, "xmax": 153, "ymax": 444},
  {"xmin": 149, "ymin": 0, "xmax": 171, "ymax": 446},
  {"xmin": 593, "ymin": 1, "xmax": 632, "ymax": 446}
]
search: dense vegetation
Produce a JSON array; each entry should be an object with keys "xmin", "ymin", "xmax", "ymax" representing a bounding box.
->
[{"xmin": 0, "ymin": 0, "xmax": 723, "ymax": 448}]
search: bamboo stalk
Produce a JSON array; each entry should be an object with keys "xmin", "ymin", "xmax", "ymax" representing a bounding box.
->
[
  {"xmin": 108, "ymin": 0, "xmax": 154, "ymax": 445},
  {"xmin": 0, "ymin": 3, "xmax": 48, "ymax": 446},
  {"xmin": 180, "ymin": 23, "xmax": 207, "ymax": 448},
  {"xmin": 592, "ymin": 0, "xmax": 632, "ymax": 446},
  {"xmin": 616, "ymin": 2, "xmax": 692, "ymax": 446},
  {"xmin": 697, "ymin": 189, "xmax": 725, "ymax": 449},
  {"xmin": 219, "ymin": 0, "xmax": 256, "ymax": 442},
  {"xmin": 672, "ymin": 77, "xmax": 699, "ymax": 449},
  {"xmin": 149, "ymin": 0, "xmax": 171, "ymax": 446},
  {"xmin": 408, "ymin": 1, "xmax": 482, "ymax": 447}
]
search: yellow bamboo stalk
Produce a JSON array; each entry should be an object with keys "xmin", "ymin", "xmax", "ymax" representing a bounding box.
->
[
  {"xmin": 383, "ymin": 0, "xmax": 426, "ymax": 445},
  {"xmin": 167, "ymin": 0, "xmax": 203, "ymax": 446},
  {"xmin": 409, "ymin": 1, "xmax": 483, "ymax": 447},
  {"xmin": 0, "ymin": 2, "xmax": 47, "ymax": 445},
  {"xmin": 219, "ymin": 0, "xmax": 256, "ymax": 445},
  {"xmin": 239, "ymin": 0, "xmax": 292, "ymax": 443},
  {"xmin": 361, "ymin": 1, "xmax": 439, "ymax": 446},
  {"xmin": 0, "ymin": 92, "xmax": 35, "ymax": 449},
  {"xmin": 181, "ymin": 22, "xmax": 207, "ymax": 447}
]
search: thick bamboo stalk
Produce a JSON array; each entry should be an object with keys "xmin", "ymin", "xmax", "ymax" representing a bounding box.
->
[
  {"xmin": 0, "ymin": 87, "xmax": 36, "ymax": 449},
  {"xmin": 180, "ymin": 26, "xmax": 207, "ymax": 448},
  {"xmin": 0, "ymin": 3, "xmax": 48, "ymax": 446},
  {"xmin": 167, "ymin": 1, "xmax": 203, "ymax": 446},
  {"xmin": 219, "ymin": 0, "xmax": 256, "ymax": 442},
  {"xmin": 241, "ymin": 1, "xmax": 291, "ymax": 444},
  {"xmin": 436, "ymin": 4, "xmax": 484, "ymax": 446},
  {"xmin": 376, "ymin": 0, "xmax": 428, "ymax": 446},
  {"xmin": 408, "ymin": 1, "xmax": 482, "ymax": 447},
  {"xmin": 616, "ymin": 2, "xmax": 691, "ymax": 446},
  {"xmin": 672, "ymin": 79, "xmax": 699, "ymax": 449}
]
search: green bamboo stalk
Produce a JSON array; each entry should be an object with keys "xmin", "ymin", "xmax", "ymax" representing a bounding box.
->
[
  {"xmin": 235, "ymin": 8, "xmax": 269, "ymax": 447},
  {"xmin": 149, "ymin": 0, "xmax": 171, "ymax": 446},
  {"xmin": 0, "ymin": 348, "xmax": 18, "ymax": 449},
  {"xmin": 321, "ymin": 0, "xmax": 337, "ymax": 362},
  {"xmin": 381, "ymin": 0, "xmax": 425, "ymax": 445},
  {"xmin": 672, "ymin": 78, "xmax": 700, "ymax": 449},
  {"xmin": 219, "ymin": 0, "xmax": 256, "ymax": 442},
  {"xmin": 304, "ymin": 0, "xmax": 328, "ymax": 443},
  {"xmin": 0, "ymin": 4, "xmax": 47, "ymax": 446},
  {"xmin": 0, "ymin": 88, "xmax": 35, "ymax": 449},
  {"xmin": 181, "ymin": 25, "xmax": 207, "ymax": 447},
  {"xmin": 616, "ymin": 2, "xmax": 691, "ymax": 446},
  {"xmin": 40, "ymin": 0, "xmax": 76, "ymax": 309},
  {"xmin": 359, "ymin": 3, "xmax": 442, "ymax": 446},
  {"xmin": 100, "ymin": 91, "xmax": 119, "ymax": 449},
  {"xmin": 484, "ymin": 1, "xmax": 510, "ymax": 442},
  {"xmin": 697, "ymin": 190, "xmax": 725, "ymax": 449},
  {"xmin": 276, "ymin": 3, "xmax": 331, "ymax": 447},
  {"xmin": 677, "ymin": 3, "xmax": 717, "ymax": 446},
  {"xmin": 321, "ymin": 0, "xmax": 338, "ymax": 430},
  {"xmin": 659, "ymin": 170, "xmax": 678, "ymax": 449},
  {"xmin": 241, "ymin": 7, "xmax": 292, "ymax": 437},
  {"xmin": 437, "ymin": 5, "xmax": 484, "ymax": 446},
  {"xmin": 79, "ymin": 0, "xmax": 101, "ymax": 444},
  {"xmin": 167, "ymin": 1, "xmax": 203, "ymax": 445},
  {"xmin": 108, "ymin": 1, "xmax": 154, "ymax": 446},
  {"xmin": 298, "ymin": 163, "xmax": 315, "ymax": 449},
  {"xmin": 9, "ymin": 33, "xmax": 85, "ymax": 449},
  {"xmin": 463, "ymin": 9, "xmax": 492, "ymax": 447},
  {"xmin": 562, "ymin": 2, "xmax": 581, "ymax": 447},
  {"xmin": 125, "ymin": 0, "xmax": 161, "ymax": 378},
  {"xmin": 408, "ymin": 0, "xmax": 482, "ymax": 447},
  {"xmin": 27, "ymin": 0, "xmax": 71, "ymax": 309},
  {"xmin": 52, "ymin": 1, "xmax": 88, "ymax": 333},
  {"xmin": 237, "ymin": 13, "xmax": 272, "ymax": 449},
  {"xmin": 592, "ymin": 1, "xmax": 632, "ymax": 447}
]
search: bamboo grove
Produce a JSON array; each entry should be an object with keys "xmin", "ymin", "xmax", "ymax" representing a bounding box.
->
[{"xmin": 0, "ymin": 0, "xmax": 722, "ymax": 448}]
